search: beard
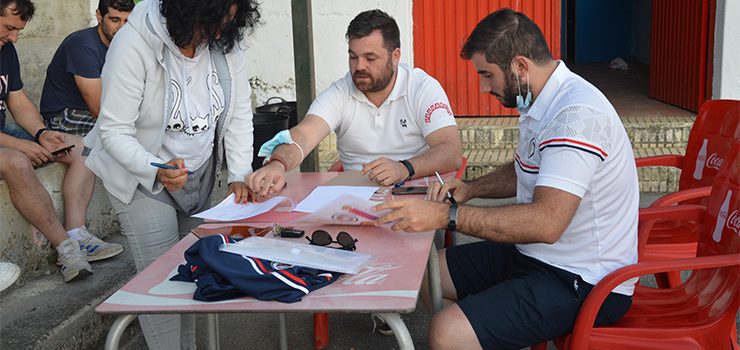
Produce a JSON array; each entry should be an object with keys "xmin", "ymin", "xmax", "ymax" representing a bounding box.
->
[
  {"xmin": 352, "ymin": 56, "xmax": 395, "ymax": 93},
  {"xmin": 492, "ymin": 70, "xmax": 521, "ymax": 108}
]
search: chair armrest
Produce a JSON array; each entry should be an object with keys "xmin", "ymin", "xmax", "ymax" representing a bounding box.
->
[
  {"xmin": 639, "ymin": 204, "xmax": 705, "ymax": 223},
  {"xmin": 635, "ymin": 154, "xmax": 685, "ymax": 169},
  {"xmin": 328, "ymin": 160, "xmax": 344, "ymax": 172},
  {"xmin": 647, "ymin": 186, "xmax": 712, "ymax": 207},
  {"xmin": 454, "ymin": 156, "xmax": 468, "ymax": 180},
  {"xmin": 568, "ymin": 252, "xmax": 740, "ymax": 350}
]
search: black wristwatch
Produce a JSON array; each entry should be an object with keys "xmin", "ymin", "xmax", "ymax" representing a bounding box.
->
[
  {"xmin": 399, "ymin": 159, "xmax": 415, "ymax": 181},
  {"xmin": 447, "ymin": 202, "xmax": 458, "ymax": 231}
]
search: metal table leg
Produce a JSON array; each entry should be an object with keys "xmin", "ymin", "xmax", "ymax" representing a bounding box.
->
[
  {"xmin": 427, "ymin": 241, "xmax": 443, "ymax": 313},
  {"xmin": 207, "ymin": 313, "xmax": 221, "ymax": 350},
  {"xmin": 104, "ymin": 314, "xmax": 137, "ymax": 350},
  {"xmin": 376, "ymin": 313, "xmax": 414, "ymax": 350},
  {"xmin": 278, "ymin": 313, "xmax": 288, "ymax": 350}
]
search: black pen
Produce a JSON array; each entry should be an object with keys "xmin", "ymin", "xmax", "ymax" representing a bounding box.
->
[
  {"xmin": 150, "ymin": 162, "xmax": 193, "ymax": 174},
  {"xmin": 435, "ymin": 171, "xmax": 457, "ymax": 204}
]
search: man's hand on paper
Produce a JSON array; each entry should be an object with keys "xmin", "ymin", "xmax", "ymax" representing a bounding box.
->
[
  {"xmin": 361, "ymin": 157, "xmax": 406, "ymax": 186},
  {"xmin": 246, "ymin": 161, "xmax": 286, "ymax": 201},
  {"xmin": 228, "ymin": 181, "xmax": 250, "ymax": 203},
  {"xmin": 156, "ymin": 158, "xmax": 189, "ymax": 192},
  {"xmin": 374, "ymin": 198, "xmax": 448, "ymax": 232}
]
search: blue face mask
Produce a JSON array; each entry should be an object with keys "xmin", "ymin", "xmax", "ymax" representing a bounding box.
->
[
  {"xmin": 516, "ymin": 91, "xmax": 532, "ymax": 112},
  {"xmin": 513, "ymin": 64, "xmax": 532, "ymax": 113}
]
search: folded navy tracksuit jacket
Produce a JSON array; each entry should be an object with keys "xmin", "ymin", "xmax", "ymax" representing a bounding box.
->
[{"xmin": 171, "ymin": 234, "xmax": 339, "ymax": 303}]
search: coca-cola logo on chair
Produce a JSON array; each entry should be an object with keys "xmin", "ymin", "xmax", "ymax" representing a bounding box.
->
[
  {"xmin": 706, "ymin": 153, "xmax": 723, "ymax": 170},
  {"xmin": 727, "ymin": 210, "xmax": 740, "ymax": 234}
]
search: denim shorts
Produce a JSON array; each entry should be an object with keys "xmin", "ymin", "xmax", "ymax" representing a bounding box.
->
[
  {"xmin": 1, "ymin": 122, "xmax": 34, "ymax": 141},
  {"xmin": 446, "ymin": 241, "xmax": 632, "ymax": 350}
]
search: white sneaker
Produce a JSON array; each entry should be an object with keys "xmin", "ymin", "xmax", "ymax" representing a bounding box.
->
[
  {"xmin": 76, "ymin": 226, "xmax": 124, "ymax": 262},
  {"xmin": 0, "ymin": 262, "xmax": 20, "ymax": 292},
  {"xmin": 56, "ymin": 238, "xmax": 93, "ymax": 282}
]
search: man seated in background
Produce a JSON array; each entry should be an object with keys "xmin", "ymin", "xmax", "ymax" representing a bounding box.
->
[
  {"xmin": 0, "ymin": 0, "xmax": 122, "ymax": 283},
  {"xmin": 39, "ymin": 0, "xmax": 134, "ymax": 135},
  {"xmin": 247, "ymin": 9, "xmax": 463, "ymax": 199}
]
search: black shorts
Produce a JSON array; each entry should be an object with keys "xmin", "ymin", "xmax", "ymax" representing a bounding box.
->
[{"xmin": 446, "ymin": 241, "xmax": 632, "ymax": 350}]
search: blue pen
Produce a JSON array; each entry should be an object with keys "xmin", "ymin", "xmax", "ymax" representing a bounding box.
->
[{"xmin": 150, "ymin": 162, "xmax": 193, "ymax": 174}]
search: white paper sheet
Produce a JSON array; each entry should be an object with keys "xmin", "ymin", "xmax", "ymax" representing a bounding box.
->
[
  {"xmin": 295, "ymin": 194, "xmax": 391, "ymax": 226},
  {"xmin": 293, "ymin": 186, "xmax": 378, "ymax": 213},
  {"xmin": 220, "ymin": 236, "xmax": 374, "ymax": 274},
  {"xmin": 192, "ymin": 194, "xmax": 291, "ymax": 221}
]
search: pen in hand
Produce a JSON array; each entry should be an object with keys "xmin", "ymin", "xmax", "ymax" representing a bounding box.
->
[
  {"xmin": 434, "ymin": 171, "xmax": 457, "ymax": 204},
  {"xmin": 150, "ymin": 162, "xmax": 193, "ymax": 174}
]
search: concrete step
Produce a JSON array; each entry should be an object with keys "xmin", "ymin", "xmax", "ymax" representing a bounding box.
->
[
  {"xmin": 0, "ymin": 164, "xmax": 119, "ymax": 281},
  {"xmin": 0, "ymin": 234, "xmax": 144, "ymax": 350},
  {"xmin": 317, "ymin": 115, "xmax": 695, "ymax": 192}
]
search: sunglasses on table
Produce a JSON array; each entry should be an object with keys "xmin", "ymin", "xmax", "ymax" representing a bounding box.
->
[{"xmin": 305, "ymin": 230, "xmax": 358, "ymax": 251}]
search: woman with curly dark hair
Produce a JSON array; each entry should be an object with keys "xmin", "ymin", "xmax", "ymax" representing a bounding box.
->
[{"xmin": 83, "ymin": 0, "xmax": 260, "ymax": 347}]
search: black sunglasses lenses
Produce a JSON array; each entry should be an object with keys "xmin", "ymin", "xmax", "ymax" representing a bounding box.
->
[
  {"xmin": 336, "ymin": 231, "xmax": 356, "ymax": 250},
  {"xmin": 307, "ymin": 230, "xmax": 357, "ymax": 250},
  {"xmin": 309, "ymin": 230, "xmax": 332, "ymax": 246}
]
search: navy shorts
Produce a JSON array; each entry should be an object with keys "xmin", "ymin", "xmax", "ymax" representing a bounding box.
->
[{"xmin": 446, "ymin": 241, "xmax": 632, "ymax": 350}]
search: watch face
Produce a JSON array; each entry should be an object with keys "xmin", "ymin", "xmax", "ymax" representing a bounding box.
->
[{"xmin": 448, "ymin": 203, "xmax": 458, "ymax": 231}]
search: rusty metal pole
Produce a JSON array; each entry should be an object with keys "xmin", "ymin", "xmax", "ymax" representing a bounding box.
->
[{"xmin": 291, "ymin": 0, "xmax": 318, "ymax": 172}]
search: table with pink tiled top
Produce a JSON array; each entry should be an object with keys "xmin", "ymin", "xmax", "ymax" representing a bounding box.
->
[{"xmin": 96, "ymin": 171, "xmax": 445, "ymax": 350}]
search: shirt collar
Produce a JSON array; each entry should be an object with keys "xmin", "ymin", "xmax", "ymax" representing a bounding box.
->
[{"xmin": 522, "ymin": 60, "xmax": 569, "ymax": 121}]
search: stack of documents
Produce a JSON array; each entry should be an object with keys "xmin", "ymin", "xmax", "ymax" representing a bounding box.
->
[{"xmin": 192, "ymin": 194, "xmax": 292, "ymax": 221}]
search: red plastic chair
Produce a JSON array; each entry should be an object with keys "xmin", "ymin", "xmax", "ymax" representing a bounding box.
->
[
  {"xmin": 535, "ymin": 140, "xmax": 740, "ymax": 350},
  {"xmin": 636, "ymin": 99, "xmax": 740, "ymax": 287}
]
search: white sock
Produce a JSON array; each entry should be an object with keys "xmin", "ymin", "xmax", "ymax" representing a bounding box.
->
[{"xmin": 66, "ymin": 227, "xmax": 84, "ymax": 240}]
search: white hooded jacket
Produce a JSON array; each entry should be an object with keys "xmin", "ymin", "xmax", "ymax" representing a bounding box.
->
[{"xmin": 83, "ymin": 0, "xmax": 254, "ymax": 204}]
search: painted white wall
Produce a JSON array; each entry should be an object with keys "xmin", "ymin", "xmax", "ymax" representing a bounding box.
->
[
  {"xmin": 713, "ymin": 0, "xmax": 740, "ymax": 100},
  {"xmin": 244, "ymin": 0, "xmax": 413, "ymax": 107}
]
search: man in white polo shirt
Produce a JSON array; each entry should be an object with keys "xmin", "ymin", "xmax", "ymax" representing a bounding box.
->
[
  {"xmin": 247, "ymin": 9, "xmax": 462, "ymax": 198},
  {"xmin": 375, "ymin": 8, "xmax": 638, "ymax": 350}
]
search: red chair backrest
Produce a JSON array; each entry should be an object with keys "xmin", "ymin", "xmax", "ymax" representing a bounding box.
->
[
  {"xmin": 685, "ymin": 140, "xmax": 739, "ymax": 320},
  {"xmin": 697, "ymin": 140, "xmax": 740, "ymax": 257},
  {"xmin": 679, "ymin": 100, "xmax": 740, "ymax": 191}
]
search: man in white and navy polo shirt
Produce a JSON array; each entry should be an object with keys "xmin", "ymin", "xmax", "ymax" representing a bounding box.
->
[
  {"xmin": 376, "ymin": 8, "xmax": 639, "ymax": 350},
  {"xmin": 247, "ymin": 9, "xmax": 462, "ymax": 198}
]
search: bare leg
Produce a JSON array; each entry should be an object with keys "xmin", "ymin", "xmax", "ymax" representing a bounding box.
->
[
  {"xmin": 428, "ymin": 303, "xmax": 481, "ymax": 350},
  {"xmin": 0, "ymin": 148, "xmax": 69, "ymax": 247},
  {"xmin": 421, "ymin": 248, "xmax": 459, "ymax": 311},
  {"xmin": 55, "ymin": 134, "xmax": 94, "ymax": 230}
]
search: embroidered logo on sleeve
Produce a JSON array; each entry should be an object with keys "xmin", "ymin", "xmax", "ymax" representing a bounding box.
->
[{"xmin": 424, "ymin": 102, "xmax": 452, "ymax": 123}]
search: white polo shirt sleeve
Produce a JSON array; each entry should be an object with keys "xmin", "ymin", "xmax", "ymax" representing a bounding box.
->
[
  {"xmin": 536, "ymin": 105, "xmax": 613, "ymax": 198},
  {"xmin": 307, "ymin": 78, "xmax": 348, "ymax": 132},
  {"xmin": 409, "ymin": 69, "xmax": 457, "ymax": 137}
]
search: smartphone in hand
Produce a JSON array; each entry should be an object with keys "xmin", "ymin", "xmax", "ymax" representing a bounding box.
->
[
  {"xmin": 391, "ymin": 186, "xmax": 428, "ymax": 195},
  {"xmin": 51, "ymin": 144, "xmax": 75, "ymax": 157}
]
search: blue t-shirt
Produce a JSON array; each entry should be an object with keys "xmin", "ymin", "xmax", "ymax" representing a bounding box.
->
[
  {"xmin": 40, "ymin": 26, "xmax": 107, "ymax": 120},
  {"xmin": 0, "ymin": 43, "xmax": 24, "ymax": 130}
]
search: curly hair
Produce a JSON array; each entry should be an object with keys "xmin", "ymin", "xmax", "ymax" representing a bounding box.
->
[
  {"xmin": 0, "ymin": 0, "xmax": 35, "ymax": 21},
  {"xmin": 460, "ymin": 8, "xmax": 552, "ymax": 70},
  {"xmin": 160, "ymin": 0, "xmax": 260, "ymax": 54}
]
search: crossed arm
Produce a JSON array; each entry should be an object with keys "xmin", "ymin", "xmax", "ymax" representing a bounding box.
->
[{"xmin": 361, "ymin": 125, "xmax": 462, "ymax": 186}]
